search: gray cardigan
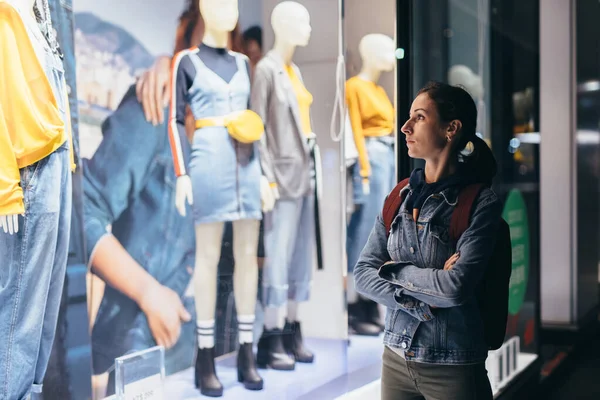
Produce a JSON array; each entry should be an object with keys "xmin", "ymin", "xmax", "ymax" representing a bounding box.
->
[{"xmin": 251, "ymin": 50, "xmax": 313, "ymax": 200}]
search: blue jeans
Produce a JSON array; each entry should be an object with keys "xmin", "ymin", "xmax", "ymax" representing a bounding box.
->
[
  {"xmin": 347, "ymin": 138, "xmax": 395, "ymax": 274},
  {"xmin": 262, "ymin": 193, "xmax": 316, "ymax": 308},
  {"xmin": 0, "ymin": 141, "xmax": 72, "ymax": 400}
]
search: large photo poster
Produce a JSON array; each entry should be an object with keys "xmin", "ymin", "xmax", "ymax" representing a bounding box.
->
[{"xmin": 73, "ymin": 1, "xmax": 195, "ymax": 397}]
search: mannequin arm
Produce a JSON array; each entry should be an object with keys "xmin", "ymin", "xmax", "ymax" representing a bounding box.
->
[
  {"xmin": 346, "ymin": 82, "xmax": 371, "ymax": 186},
  {"xmin": 250, "ymin": 63, "xmax": 277, "ymax": 186},
  {"xmin": 168, "ymin": 51, "xmax": 195, "ymax": 178}
]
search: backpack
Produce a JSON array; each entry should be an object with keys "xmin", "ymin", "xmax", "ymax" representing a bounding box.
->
[{"xmin": 382, "ymin": 178, "xmax": 512, "ymax": 350}]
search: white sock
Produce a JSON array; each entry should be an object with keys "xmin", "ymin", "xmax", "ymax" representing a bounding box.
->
[
  {"xmin": 238, "ymin": 314, "xmax": 255, "ymax": 344},
  {"xmin": 197, "ymin": 319, "xmax": 215, "ymax": 349},
  {"xmin": 287, "ymin": 301, "xmax": 299, "ymax": 323},
  {"xmin": 264, "ymin": 306, "xmax": 285, "ymax": 330}
]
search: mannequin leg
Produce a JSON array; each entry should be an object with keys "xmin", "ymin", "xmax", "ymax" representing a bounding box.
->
[
  {"xmin": 231, "ymin": 219, "xmax": 260, "ymax": 339},
  {"xmin": 193, "ymin": 222, "xmax": 224, "ymax": 397},
  {"xmin": 257, "ymin": 200, "xmax": 303, "ymax": 371},
  {"xmin": 283, "ymin": 194, "xmax": 315, "ymax": 363},
  {"xmin": 231, "ymin": 219, "xmax": 263, "ymax": 391}
]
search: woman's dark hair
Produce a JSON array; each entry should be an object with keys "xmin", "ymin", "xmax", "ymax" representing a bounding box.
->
[{"xmin": 417, "ymin": 81, "xmax": 497, "ymax": 184}]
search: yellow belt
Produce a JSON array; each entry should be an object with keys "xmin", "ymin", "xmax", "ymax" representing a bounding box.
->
[
  {"xmin": 194, "ymin": 110, "xmax": 265, "ymax": 144},
  {"xmin": 195, "ymin": 116, "xmax": 229, "ymax": 129}
]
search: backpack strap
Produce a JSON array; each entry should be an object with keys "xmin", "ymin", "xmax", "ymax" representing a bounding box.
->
[
  {"xmin": 449, "ymin": 183, "xmax": 485, "ymax": 242},
  {"xmin": 383, "ymin": 178, "xmax": 410, "ymax": 237}
]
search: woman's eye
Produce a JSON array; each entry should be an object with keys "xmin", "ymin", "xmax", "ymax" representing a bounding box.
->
[{"xmin": 417, "ymin": 115, "xmax": 424, "ymax": 120}]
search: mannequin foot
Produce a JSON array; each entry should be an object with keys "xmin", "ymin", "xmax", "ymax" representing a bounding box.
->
[
  {"xmin": 237, "ymin": 343, "xmax": 264, "ymax": 390},
  {"xmin": 283, "ymin": 321, "xmax": 314, "ymax": 363},
  {"xmin": 256, "ymin": 327, "xmax": 295, "ymax": 370},
  {"xmin": 348, "ymin": 302, "xmax": 381, "ymax": 336},
  {"xmin": 195, "ymin": 347, "xmax": 223, "ymax": 397}
]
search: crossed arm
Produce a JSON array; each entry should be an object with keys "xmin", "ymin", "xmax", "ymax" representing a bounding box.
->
[{"xmin": 354, "ymin": 190, "xmax": 502, "ymax": 314}]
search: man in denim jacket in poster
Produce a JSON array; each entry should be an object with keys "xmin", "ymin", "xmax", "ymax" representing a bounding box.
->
[{"xmin": 82, "ymin": 83, "xmax": 197, "ymax": 393}]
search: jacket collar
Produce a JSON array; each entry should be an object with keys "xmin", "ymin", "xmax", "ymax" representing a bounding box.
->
[{"xmin": 401, "ymin": 184, "xmax": 460, "ymax": 207}]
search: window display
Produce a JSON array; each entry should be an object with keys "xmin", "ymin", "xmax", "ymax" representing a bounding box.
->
[{"xmin": 74, "ymin": 0, "xmax": 347, "ymax": 398}]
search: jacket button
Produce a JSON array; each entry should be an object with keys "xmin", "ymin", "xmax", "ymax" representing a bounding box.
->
[
  {"xmin": 401, "ymin": 342, "xmax": 408, "ymax": 349},
  {"xmin": 410, "ymin": 247, "xmax": 415, "ymax": 254},
  {"xmin": 402, "ymin": 329, "xmax": 407, "ymax": 334},
  {"xmin": 420, "ymin": 302, "xmax": 425, "ymax": 307}
]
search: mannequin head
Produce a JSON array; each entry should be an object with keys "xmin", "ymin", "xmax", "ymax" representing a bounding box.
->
[
  {"xmin": 199, "ymin": 0, "xmax": 239, "ymax": 33},
  {"xmin": 359, "ymin": 34, "xmax": 395, "ymax": 73},
  {"xmin": 448, "ymin": 65, "xmax": 483, "ymax": 100},
  {"xmin": 271, "ymin": 1, "xmax": 311, "ymax": 47}
]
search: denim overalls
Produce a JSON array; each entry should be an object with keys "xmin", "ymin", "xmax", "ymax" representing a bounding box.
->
[
  {"xmin": 187, "ymin": 52, "xmax": 262, "ymax": 224},
  {"xmin": 0, "ymin": 4, "xmax": 72, "ymax": 398}
]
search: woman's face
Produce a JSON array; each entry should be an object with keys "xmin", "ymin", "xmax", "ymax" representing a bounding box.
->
[{"xmin": 401, "ymin": 93, "xmax": 449, "ymax": 160}]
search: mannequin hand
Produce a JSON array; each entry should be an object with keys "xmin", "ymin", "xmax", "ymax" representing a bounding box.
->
[
  {"xmin": 136, "ymin": 55, "xmax": 171, "ymax": 126},
  {"xmin": 260, "ymin": 175, "xmax": 277, "ymax": 212},
  {"xmin": 138, "ymin": 281, "xmax": 192, "ymax": 349},
  {"xmin": 0, "ymin": 214, "xmax": 19, "ymax": 235},
  {"xmin": 175, "ymin": 175, "xmax": 194, "ymax": 217},
  {"xmin": 362, "ymin": 179, "xmax": 371, "ymax": 196}
]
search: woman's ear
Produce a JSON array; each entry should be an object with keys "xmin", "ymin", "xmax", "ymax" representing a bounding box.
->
[{"xmin": 446, "ymin": 120, "xmax": 462, "ymax": 141}]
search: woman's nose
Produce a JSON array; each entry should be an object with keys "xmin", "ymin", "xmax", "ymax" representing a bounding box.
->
[{"xmin": 401, "ymin": 120, "xmax": 412, "ymax": 136}]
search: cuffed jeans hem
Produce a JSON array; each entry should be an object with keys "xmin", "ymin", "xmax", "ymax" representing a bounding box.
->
[
  {"xmin": 262, "ymin": 285, "xmax": 288, "ymax": 308},
  {"xmin": 288, "ymin": 282, "xmax": 312, "ymax": 303}
]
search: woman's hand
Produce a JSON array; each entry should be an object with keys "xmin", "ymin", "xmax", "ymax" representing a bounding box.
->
[{"xmin": 444, "ymin": 252, "xmax": 460, "ymax": 271}]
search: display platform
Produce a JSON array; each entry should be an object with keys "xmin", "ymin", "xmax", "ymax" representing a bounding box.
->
[{"xmin": 103, "ymin": 335, "xmax": 386, "ymax": 400}]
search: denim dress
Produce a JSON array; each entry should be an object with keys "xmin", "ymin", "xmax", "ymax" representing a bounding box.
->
[{"xmin": 186, "ymin": 52, "xmax": 262, "ymax": 224}]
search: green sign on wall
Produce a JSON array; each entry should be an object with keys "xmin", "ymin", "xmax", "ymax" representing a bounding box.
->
[{"xmin": 502, "ymin": 189, "xmax": 530, "ymax": 316}]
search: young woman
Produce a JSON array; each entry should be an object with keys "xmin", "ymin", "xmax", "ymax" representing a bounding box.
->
[{"xmin": 354, "ymin": 81, "xmax": 501, "ymax": 400}]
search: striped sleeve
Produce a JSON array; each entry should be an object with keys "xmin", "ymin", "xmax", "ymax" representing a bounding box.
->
[{"xmin": 168, "ymin": 49, "xmax": 196, "ymax": 177}]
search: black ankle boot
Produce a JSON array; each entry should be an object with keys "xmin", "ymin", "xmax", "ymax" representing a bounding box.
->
[
  {"xmin": 348, "ymin": 301, "xmax": 381, "ymax": 336},
  {"xmin": 256, "ymin": 327, "xmax": 295, "ymax": 370},
  {"xmin": 195, "ymin": 347, "xmax": 223, "ymax": 397},
  {"xmin": 283, "ymin": 321, "xmax": 314, "ymax": 363},
  {"xmin": 237, "ymin": 343, "xmax": 263, "ymax": 390}
]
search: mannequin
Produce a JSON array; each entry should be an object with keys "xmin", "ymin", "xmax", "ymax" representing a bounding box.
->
[
  {"xmin": 250, "ymin": 0, "xmax": 316, "ymax": 371},
  {"xmin": 0, "ymin": 0, "xmax": 75, "ymax": 398},
  {"xmin": 345, "ymin": 33, "xmax": 395, "ymax": 336},
  {"xmin": 168, "ymin": 0, "xmax": 275, "ymax": 396}
]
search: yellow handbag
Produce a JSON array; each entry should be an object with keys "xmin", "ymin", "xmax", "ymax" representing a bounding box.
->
[{"xmin": 195, "ymin": 110, "xmax": 265, "ymax": 144}]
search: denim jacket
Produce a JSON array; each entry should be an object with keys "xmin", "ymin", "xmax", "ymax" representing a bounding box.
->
[
  {"xmin": 354, "ymin": 182, "xmax": 502, "ymax": 365},
  {"xmin": 83, "ymin": 86, "xmax": 196, "ymax": 374}
]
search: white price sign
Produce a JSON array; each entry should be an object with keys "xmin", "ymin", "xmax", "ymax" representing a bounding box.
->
[{"xmin": 124, "ymin": 374, "xmax": 164, "ymax": 400}]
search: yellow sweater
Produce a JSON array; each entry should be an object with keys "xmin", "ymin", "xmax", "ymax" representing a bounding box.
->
[
  {"xmin": 285, "ymin": 65, "xmax": 313, "ymax": 136},
  {"xmin": 346, "ymin": 76, "xmax": 395, "ymax": 182},
  {"xmin": 0, "ymin": 1, "xmax": 74, "ymax": 215}
]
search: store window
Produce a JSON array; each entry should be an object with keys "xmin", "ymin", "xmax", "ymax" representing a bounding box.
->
[{"xmin": 73, "ymin": 0, "xmax": 347, "ymax": 398}]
